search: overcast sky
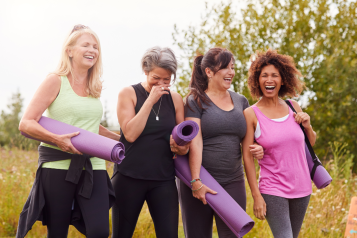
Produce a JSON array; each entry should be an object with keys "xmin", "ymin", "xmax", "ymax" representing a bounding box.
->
[{"xmin": 0, "ymin": 0, "xmax": 242, "ymax": 126}]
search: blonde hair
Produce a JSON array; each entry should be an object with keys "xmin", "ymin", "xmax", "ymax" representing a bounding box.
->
[{"xmin": 54, "ymin": 26, "xmax": 103, "ymax": 98}]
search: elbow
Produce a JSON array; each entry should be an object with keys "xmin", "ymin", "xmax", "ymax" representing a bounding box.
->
[
  {"xmin": 124, "ymin": 134, "xmax": 137, "ymax": 143},
  {"xmin": 18, "ymin": 120, "xmax": 26, "ymax": 132}
]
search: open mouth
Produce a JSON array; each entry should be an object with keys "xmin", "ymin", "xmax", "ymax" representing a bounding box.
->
[
  {"xmin": 224, "ymin": 78, "xmax": 232, "ymax": 83},
  {"xmin": 265, "ymin": 85, "xmax": 276, "ymax": 92},
  {"xmin": 84, "ymin": 56, "xmax": 94, "ymax": 59}
]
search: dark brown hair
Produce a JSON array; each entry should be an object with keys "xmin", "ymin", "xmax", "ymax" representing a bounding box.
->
[
  {"xmin": 248, "ymin": 49, "xmax": 305, "ymax": 99},
  {"xmin": 186, "ymin": 48, "xmax": 234, "ymax": 109}
]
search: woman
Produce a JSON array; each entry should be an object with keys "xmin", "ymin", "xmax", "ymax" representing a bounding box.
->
[
  {"xmin": 242, "ymin": 49, "xmax": 315, "ymax": 238},
  {"xmin": 178, "ymin": 47, "xmax": 264, "ymax": 238},
  {"xmin": 17, "ymin": 25, "xmax": 119, "ymax": 238},
  {"xmin": 112, "ymin": 46, "xmax": 189, "ymax": 238}
]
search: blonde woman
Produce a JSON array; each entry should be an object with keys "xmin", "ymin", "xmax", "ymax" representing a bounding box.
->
[{"xmin": 17, "ymin": 25, "xmax": 119, "ymax": 238}]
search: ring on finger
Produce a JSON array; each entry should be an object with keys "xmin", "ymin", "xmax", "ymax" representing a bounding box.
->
[{"xmin": 161, "ymin": 87, "xmax": 165, "ymax": 91}]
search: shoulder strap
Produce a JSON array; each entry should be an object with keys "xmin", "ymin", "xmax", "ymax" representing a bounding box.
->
[{"xmin": 285, "ymin": 100, "xmax": 322, "ymax": 180}]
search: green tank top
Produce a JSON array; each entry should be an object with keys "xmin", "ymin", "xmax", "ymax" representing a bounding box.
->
[{"xmin": 41, "ymin": 75, "xmax": 106, "ymax": 170}]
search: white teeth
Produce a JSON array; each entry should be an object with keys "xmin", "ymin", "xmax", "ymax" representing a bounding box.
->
[
  {"xmin": 84, "ymin": 56, "xmax": 93, "ymax": 59},
  {"xmin": 266, "ymin": 86, "xmax": 275, "ymax": 89}
]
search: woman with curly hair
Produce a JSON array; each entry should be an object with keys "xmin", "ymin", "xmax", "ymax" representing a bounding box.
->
[{"xmin": 242, "ymin": 49, "xmax": 316, "ymax": 238}]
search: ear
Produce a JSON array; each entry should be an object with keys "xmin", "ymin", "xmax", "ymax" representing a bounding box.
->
[
  {"xmin": 67, "ymin": 49, "xmax": 73, "ymax": 58},
  {"xmin": 144, "ymin": 71, "xmax": 149, "ymax": 76},
  {"xmin": 205, "ymin": 68, "xmax": 213, "ymax": 78}
]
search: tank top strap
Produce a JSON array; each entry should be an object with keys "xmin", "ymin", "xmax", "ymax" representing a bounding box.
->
[{"xmin": 250, "ymin": 104, "xmax": 267, "ymax": 123}]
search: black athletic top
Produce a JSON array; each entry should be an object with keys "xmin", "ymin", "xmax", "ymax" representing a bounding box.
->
[{"xmin": 113, "ymin": 83, "xmax": 176, "ymax": 181}]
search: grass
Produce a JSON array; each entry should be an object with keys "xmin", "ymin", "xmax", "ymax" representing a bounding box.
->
[{"xmin": 0, "ymin": 147, "xmax": 355, "ymax": 237}]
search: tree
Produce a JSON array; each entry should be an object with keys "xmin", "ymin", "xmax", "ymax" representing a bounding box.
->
[
  {"xmin": 0, "ymin": 91, "xmax": 39, "ymax": 150},
  {"xmin": 173, "ymin": 0, "xmax": 357, "ymax": 169}
]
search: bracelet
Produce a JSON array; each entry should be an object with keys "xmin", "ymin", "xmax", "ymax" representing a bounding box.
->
[
  {"xmin": 190, "ymin": 178, "xmax": 201, "ymax": 185},
  {"xmin": 192, "ymin": 184, "xmax": 204, "ymax": 192}
]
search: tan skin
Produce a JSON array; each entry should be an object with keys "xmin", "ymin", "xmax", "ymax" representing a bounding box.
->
[
  {"xmin": 187, "ymin": 60, "xmax": 265, "ymax": 205},
  {"xmin": 242, "ymin": 64, "xmax": 317, "ymax": 220},
  {"xmin": 117, "ymin": 67, "xmax": 190, "ymax": 156},
  {"xmin": 19, "ymin": 33, "xmax": 120, "ymax": 154}
]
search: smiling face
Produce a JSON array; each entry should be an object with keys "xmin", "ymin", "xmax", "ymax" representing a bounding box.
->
[
  {"xmin": 207, "ymin": 59, "xmax": 235, "ymax": 91},
  {"xmin": 145, "ymin": 67, "xmax": 172, "ymax": 90},
  {"xmin": 259, "ymin": 64, "xmax": 283, "ymax": 98},
  {"xmin": 68, "ymin": 33, "xmax": 99, "ymax": 70}
]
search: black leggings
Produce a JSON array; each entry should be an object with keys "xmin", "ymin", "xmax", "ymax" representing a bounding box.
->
[
  {"xmin": 41, "ymin": 168, "xmax": 110, "ymax": 238},
  {"xmin": 111, "ymin": 172, "xmax": 179, "ymax": 238},
  {"xmin": 178, "ymin": 179, "xmax": 246, "ymax": 238}
]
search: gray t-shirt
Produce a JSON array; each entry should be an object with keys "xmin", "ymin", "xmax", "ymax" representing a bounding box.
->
[{"xmin": 185, "ymin": 91, "xmax": 249, "ymax": 184}]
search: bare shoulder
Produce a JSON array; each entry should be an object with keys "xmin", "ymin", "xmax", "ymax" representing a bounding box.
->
[
  {"xmin": 171, "ymin": 91, "xmax": 183, "ymax": 103},
  {"xmin": 243, "ymin": 107, "xmax": 255, "ymax": 117},
  {"xmin": 118, "ymin": 86, "xmax": 135, "ymax": 99},
  {"xmin": 289, "ymin": 99, "xmax": 303, "ymax": 112},
  {"xmin": 43, "ymin": 73, "xmax": 61, "ymax": 87}
]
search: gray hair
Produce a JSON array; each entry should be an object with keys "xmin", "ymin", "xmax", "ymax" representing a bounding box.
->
[{"xmin": 141, "ymin": 46, "xmax": 177, "ymax": 80}]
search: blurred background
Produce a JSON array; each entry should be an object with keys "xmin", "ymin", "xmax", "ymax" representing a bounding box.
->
[{"xmin": 0, "ymin": 0, "xmax": 356, "ymax": 237}]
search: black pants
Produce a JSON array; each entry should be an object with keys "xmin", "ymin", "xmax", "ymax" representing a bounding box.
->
[
  {"xmin": 41, "ymin": 168, "xmax": 110, "ymax": 238},
  {"xmin": 178, "ymin": 179, "xmax": 246, "ymax": 238},
  {"xmin": 111, "ymin": 172, "xmax": 179, "ymax": 238}
]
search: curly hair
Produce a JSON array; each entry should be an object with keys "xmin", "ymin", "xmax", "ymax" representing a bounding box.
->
[{"xmin": 247, "ymin": 49, "xmax": 305, "ymax": 99}]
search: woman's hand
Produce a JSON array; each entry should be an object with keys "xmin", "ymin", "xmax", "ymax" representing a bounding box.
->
[
  {"xmin": 146, "ymin": 84, "xmax": 170, "ymax": 105},
  {"xmin": 253, "ymin": 194, "xmax": 266, "ymax": 220},
  {"xmin": 249, "ymin": 144, "xmax": 264, "ymax": 160},
  {"xmin": 191, "ymin": 181, "xmax": 217, "ymax": 205},
  {"xmin": 170, "ymin": 135, "xmax": 191, "ymax": 157},
  {"xmin": 293, "ymin": 112, "xmax": 311, "ymax": 129},
  {"xmin": 54, "ymin": 132, "xmax": 82, "ymax": 155}
]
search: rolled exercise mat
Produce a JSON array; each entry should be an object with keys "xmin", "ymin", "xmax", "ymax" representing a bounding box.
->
[
  {"xmin": 171, "ymin": 120, "xmax": 199, "ymax": 146},
  {"xmin": 172, "ymin": 121, "xmax": 254, "ymax": 237},
  {"xmin": 21, "ymin": 116, "xmax": 125, "ymax": 164},
  {"xmin": 305, "ymin": 144, "xmax": 332, "ymax": 189},
  {"xmin": 174, "ymin": 155, "xmax": 254, "ymax": 237}
]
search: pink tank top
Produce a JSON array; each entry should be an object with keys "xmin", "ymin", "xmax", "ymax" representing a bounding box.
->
[{"xmin": 251, "ymin": 101, "xmax": 312, "ymax": 198}]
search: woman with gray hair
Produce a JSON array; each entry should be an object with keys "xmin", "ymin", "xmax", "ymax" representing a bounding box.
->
[{"xmin": 111, "ymin": 46, "xmax": 189, "ymax": 238}]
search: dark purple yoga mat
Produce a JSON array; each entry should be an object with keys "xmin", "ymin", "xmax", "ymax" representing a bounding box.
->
[
  {"xmin": 305, "ymin": 144, "xmax": 332, "ymax": 189},
  {"xmin": 21, "ymin": 116, "xmax": 125, "ymax": 164},
  {"xmin": 172, "ymin": 121, "xmax": 254, "ymax": 237}
]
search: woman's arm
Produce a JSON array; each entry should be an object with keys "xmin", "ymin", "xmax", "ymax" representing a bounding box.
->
[
  {"xmin": 290, "ymin": 100, "xmax": 317, "ymax": 146},
  {"xmin": 185, "ymin": 117, "xmax": 217, "ymax": 205},
  {"xmin": 169, "ymin": 92, "xmax": 190, "ymax": 156},
  {"xmin": 117, "ymin": 84, "xmax": 169, "ymax": 143},
  {"xmin": 242, "ymin": 108, "xmax": 266, "ymax": 220},
  {"xmin": 99, "ymin": 125, "xmax": 120, "ymax": 140},
  {"xmin": 19, "ymin": 74, "xmax": 82, "ymax": 154}
]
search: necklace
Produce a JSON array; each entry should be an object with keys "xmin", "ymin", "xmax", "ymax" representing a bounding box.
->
[{"xmin": 144, "ymin": 87, "xmax": 162, "ymax": 121}]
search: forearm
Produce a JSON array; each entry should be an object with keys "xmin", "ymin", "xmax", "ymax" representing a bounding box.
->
[
  {"xmin": 188, "ymin": 144, "xmax": 203, "ymax": 180},
  {"xmin": 304, "ymin": 125, "xmax": 317, "ymax": 146},
  {"xmin": 243, "ymin": 155, "xmax": 261, "ymax": 198},
  {"xmin": 99, "ymin": 125, "xmax": 120, "ymax": 140},
  {"xmin": 19, "ymin": 119, "xmax": 61, "ymax": 145},
  {"xmin": 122, "ymin": 100, "xmax": 154, "ymax": 142}
]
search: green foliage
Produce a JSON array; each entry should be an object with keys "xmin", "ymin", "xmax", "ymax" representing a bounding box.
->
[
  {"xmin": 0, "ymin": 91, "xmax": 39, "ymax": 150},
  {"xmin": 329, "ymin": 141, "xmax": 354, "ymax": 181},
  {"xmin": 173, "ymin": 0, "xmax": 357, "ymax": 168}
]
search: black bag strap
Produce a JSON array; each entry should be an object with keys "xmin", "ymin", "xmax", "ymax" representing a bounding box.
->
[{"xmin": 285, "ymin": 100, "xmax": 322, "ymax": 180}]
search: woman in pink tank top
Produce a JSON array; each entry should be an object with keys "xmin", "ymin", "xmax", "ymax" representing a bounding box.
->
[{"xmin": 242, "ymin": 49, "xmax": 317, "ymax": 238}]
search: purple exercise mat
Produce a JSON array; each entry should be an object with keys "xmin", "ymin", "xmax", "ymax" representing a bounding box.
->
[
  {"xmin": 172, "ymin": 121, "xmax": 254, "ymax": 237},
  {"xmin": 305, "ymin": 144, "xmax": 332, "ymax": 189},
  {"xmin": 171, "ymin": 120, "xmax": 199, "ymax": 146},
  {"xmin": 21, "ymin": 116, "xmax": 125, "ymax": 164}
]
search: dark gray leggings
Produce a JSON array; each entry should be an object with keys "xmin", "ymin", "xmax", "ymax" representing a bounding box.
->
[
  {"xmin": 178, "ymin": 179, "xmax": 246, "ymax": 238},
  {"xmin": 261, "ymin": 194, "xmax": 310, "ymax": 238}
]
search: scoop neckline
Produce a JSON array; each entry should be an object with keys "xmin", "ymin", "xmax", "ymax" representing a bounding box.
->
[
  {"xmin": 65, "ymin": 76, "xmax": 90, "ymax": 98},
  {"xmin": 204, "ymin": 90, "xmax": 235, "ymax": 112},
  {"xmin": 253, "ymin": 104, "xmax": 291, "ymax": 123}
]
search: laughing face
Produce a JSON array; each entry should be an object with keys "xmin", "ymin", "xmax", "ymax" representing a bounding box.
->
[
  {"xmin": 259, "ymin": 64, "xmax": 283, "ymax": 98},
  {"xmin": 68, "ymin": 33, "xmax": 99, "ymax": 70},
  {"xmin": 210, "ymin": 59, "xmax": 235, "ymax": 90}
]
